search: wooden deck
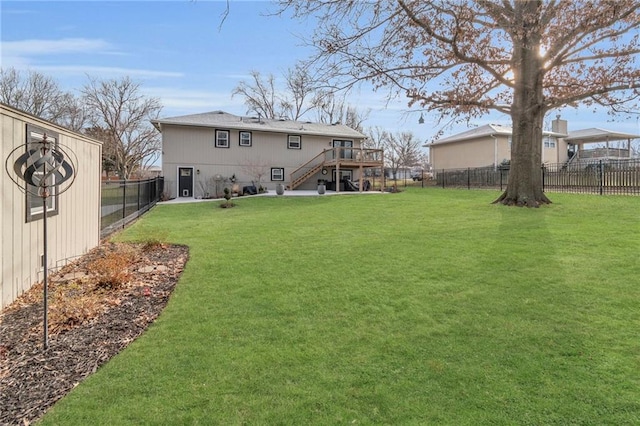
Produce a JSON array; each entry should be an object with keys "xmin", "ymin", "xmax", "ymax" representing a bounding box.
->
[{"xmin": 290, "ymin": 147, "xmax": 384, "ymax": 190}]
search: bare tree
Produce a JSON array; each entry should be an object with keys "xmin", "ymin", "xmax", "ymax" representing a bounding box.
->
[
  {"xmin": 313, "ymin": 91, "xmax": 370, "ymax": 132},
  {"xmin": 232, "ymin": 70, "xmax": 280, "ymax": 119},
  {"xmin": 84, "ymin": 126, "xmax": 118, "ymax": 179},
  {"xmin": 233, "ymin": 66, "xmax": 370, "ymax": 128},
  {"xmin": 56, "ymin": 92, "xmax": 92, "ymax": 133},
  {"xmin": 241, "ymin": 157, "xmax": 270, "ymax": 189},
  {"xmin": 233, "ymin": 66, "xmax": 320, "ymax": 121},
  {"xmin": 386, "ymin": 131, "xmax": 423, "ymax": 180},
  {"xmin": 280, "ymin": 64, "xmax": 318, "ymax": 120},
  {"xmin": 82, "ymin": 76, "xmax": 162, "ymax": 179},
  {"xmin": 0, "ymin": 67, "xmax": 77, "ymax": 125},
  {"xmin": 280, "ymin": 0, "xmax": 640, "ymax": 206},
  {"xmin": 364, "ymin": 126, "xmax": 388, "ymax": 151}
]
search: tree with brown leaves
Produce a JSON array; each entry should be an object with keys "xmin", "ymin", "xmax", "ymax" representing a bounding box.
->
[{"xmin": 280, "ymin": 0, "xmax": 640, "ymax": 206}]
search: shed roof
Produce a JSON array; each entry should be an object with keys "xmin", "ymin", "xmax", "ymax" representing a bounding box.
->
[
  {"xmin": 151, "ymin": 111, "xmax": 366, "ymax": 139},
  {"xmin": 564, "ymin": 128, "xmax": 640, "ymax": 143}
]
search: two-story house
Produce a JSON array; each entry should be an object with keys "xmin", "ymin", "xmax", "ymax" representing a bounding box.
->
[
  {"xmin": 427, "ymin": 116, "xmax": 638, "ymax": 171},
  {"xmin": 152, "ymin": 111, "xmax": 384, "ymax": 198}
]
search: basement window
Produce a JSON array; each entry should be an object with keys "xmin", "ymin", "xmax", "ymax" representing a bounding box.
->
[{"xmin": 271, "ymin": 168, "xmax": 284, "ymax": 181}]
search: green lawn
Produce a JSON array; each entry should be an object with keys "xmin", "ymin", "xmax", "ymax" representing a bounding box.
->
[{"xmin": 42, "ymin": 189, "xmax": 640, "ymax": 425}]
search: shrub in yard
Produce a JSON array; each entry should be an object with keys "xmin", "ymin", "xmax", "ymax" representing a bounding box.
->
[
  {"xmin": 48, "ymin": 281, "xmax": 106, "ymax": 333},
  {"xmin": 220, "ymin": 187, "xmax": 235, "ymax": 208},
  {"xmin": 87, "ymin": 250, "xmax": 134, "ymax": 289}
]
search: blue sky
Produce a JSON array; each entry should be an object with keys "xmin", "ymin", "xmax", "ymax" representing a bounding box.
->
[{"xmin": 2, "ymin": 0, "xmax": 639, "ymax": 142}]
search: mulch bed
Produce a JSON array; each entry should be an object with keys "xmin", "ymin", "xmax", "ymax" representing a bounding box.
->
[{"xmin": 0, "ymin": 242, "xmax": 189, "ymax": 426}]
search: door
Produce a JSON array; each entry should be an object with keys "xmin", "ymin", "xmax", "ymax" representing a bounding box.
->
[
  {"xmin": 333, "ymin": 140, "xmax": 353, "ymax": 159},
  {"xmin": 178, "ymin": 167, "xmax": 193, "ymax": 197}
]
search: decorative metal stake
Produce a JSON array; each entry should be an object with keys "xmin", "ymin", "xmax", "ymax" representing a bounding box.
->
[{"xmin": 5, "ymin": 131, "xmax": 76, "ymax": 350}]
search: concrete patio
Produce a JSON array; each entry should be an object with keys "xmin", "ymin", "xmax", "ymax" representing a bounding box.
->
[{"xmin": 158, "ymin": 189, "xmax": 386, "ymax": 204}]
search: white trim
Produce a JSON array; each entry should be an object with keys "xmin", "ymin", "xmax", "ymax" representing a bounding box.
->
[
  {"xmin": 287, "ymin": 135, "xmax": 301, "ymax": 149},
  {"xmin": 239, "ymin": 131, "xmax": 252, "ymax": 147},
  {"xmin": 215, "ymin": 129, "xmax": 230, "ymax": 148},
  {"xmin": 271, "ymin": 167, "xmax": 284, "ymax": 181}
]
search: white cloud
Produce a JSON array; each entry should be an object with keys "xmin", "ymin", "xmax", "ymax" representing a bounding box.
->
[
  {"xmin": 2, "ymin": 38, "xmax": 115, "ymax": 56},
  {"xmin": 143, "ymin": 87, "xmax": 245, "ymax": 117},
  {"xmin": 35, "ymin": 65, "xmax": 183, "ymax": 79}
]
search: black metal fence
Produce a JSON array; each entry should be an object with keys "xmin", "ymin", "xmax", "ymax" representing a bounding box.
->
[
  {"xmin": 100, "ymin": 177, "xmax": 164, "ymax": 237},
  {"xmin": 436, "ymin": 159, "xmax": 640, "ymax": 195}
]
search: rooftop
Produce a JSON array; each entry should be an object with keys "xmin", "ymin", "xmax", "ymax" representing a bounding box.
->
[{"xmin": 152, "ymin": 111, "xmax": 366, "ymax": 139}]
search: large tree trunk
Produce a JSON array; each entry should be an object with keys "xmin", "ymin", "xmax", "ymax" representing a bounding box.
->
[{"xmin": 494, "ymin": 0, "xmax": 551, "ymax": 207}]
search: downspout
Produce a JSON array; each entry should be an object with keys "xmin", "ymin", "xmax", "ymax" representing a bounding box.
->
[{"xmin": 492, "ymin": 134, "xmax": 498, "ymax": 171}]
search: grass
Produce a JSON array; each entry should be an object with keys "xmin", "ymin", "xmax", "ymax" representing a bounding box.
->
[{"xmin": 41, "ymin": 188, "xmax": 640, "ymax": 425}]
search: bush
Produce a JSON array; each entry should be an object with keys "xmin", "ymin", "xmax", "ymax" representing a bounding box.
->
[{"xmin": 87, "ymin": 250, "xmax": 134, "ymax": 289}]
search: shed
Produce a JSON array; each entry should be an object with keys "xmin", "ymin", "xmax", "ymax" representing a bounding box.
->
[{"xmin": 1, "ymin": 103, "xmax": 103, "ymax": 309}]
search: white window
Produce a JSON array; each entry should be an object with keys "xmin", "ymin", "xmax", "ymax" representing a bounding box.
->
[
  {"xmin": 25, "ymin": 125, "xmax": 59, "ymax": 222},
  {"xmin": 287, "ymin": 135, "xmax": 301, "ymax": 149},
  {"xmin": 543, "ymin": 136, "xmax": 556, "ymax": 148},
  {"xmin": 239, "ymin": 131, "xmax": 252, "ymax": 147},
  {"xmin": 216, "ymin": 130, "xmax": 230, "ymax": 148},
  {"xmin": 271, "ymin": 168, "xmax": 284, "ymax": 181}
]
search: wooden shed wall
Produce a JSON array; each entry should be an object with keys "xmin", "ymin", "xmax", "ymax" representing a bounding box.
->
[{"xmin": 1, "ymin": 105, "xmax": 102, "ymax": 309}]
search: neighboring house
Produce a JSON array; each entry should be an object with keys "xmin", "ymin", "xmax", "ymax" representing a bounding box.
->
[
  {"xmin": 1, "ymin": 104, "xmax": 103, "ymax": 309},
  {"xmin": 152, "ymin": 111, "xmax": 384, "ymax": 198},
  {"xmin": 427, "ymin": 116, "xmax": 639, "ymax": 171},
  {"xmin": 142, "ymin": 165, "xmax": 163, "ymax": 178}
]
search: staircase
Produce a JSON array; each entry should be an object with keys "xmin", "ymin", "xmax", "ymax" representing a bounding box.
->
[
  {"xmin": 291, "ymin": 162, "xmax": 324, "ymax": 189},
  {"xmin": 289, "ymin": 147, "xmax": 385, "ymax": 189}
]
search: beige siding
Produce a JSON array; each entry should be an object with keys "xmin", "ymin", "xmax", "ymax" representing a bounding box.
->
[
  {"xmin": 543, "ymin": 138, "xmax": 570, "ymax": 164},
  {"xmin": 1, "ymin": 105, "xmax": 102, "ymax": 309},
  {"xmin": 162, "ymin": 125, "xmax": 361, "ymax": 197},
  {"xmin": 430, "ymin": 136, "xmax": 509, "ymax": 170},
  {"xmin": 431, "ymin": 133, "xmax": 569, "ymax": 171}
]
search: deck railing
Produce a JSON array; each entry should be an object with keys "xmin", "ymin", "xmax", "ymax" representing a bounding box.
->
[
  {"xmin": 578, "ymin": 148, "xmax": 630, "ymax": 159},
  {"xmin": 290, "ymin": 147, "xmax": 384, "ymax": 188}
]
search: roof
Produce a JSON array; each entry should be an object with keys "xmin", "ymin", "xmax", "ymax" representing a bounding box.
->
[
  {"xmin": 151, "ymin": 110, "xmax": 366, "ymax": 139},
  {"xmin": 429, "ymin": 124, "xmax": 512, "ymax": 145},
  {"xmin": 1, "ymin": 102, "xmax": 103, "ymax": 146},
  {"xmin": 564, "ymin": 128, "xmax": 640, "ymax": 143},
  {"xmin": 427, "ymin": 123, "xmax": 568, "ymax": 146}
]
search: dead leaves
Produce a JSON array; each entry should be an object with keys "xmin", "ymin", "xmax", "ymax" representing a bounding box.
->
[{"xmin": 0, "ymin": 242, "xmax": 188, "ymax": 426}]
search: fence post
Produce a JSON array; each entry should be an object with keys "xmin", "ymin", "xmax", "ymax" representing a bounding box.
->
[
  {"xmin": 122, "ymin": 179, "xmax": 126, "ymax": 229},
  {"xmin": 542, "ymin": 165, "xmax": 545, "ymax": 192},
  {"xmin": 442, "ymin": 169, "xmax": 445, "ymax": 189},
  {"xmin": 500, "ymin": 168, "xmax": 503, "ymax": 191},
  {"xmin": 599, "ymin": 160, "xmax": 604, "ymax": 195},
  {"xmin": 467, "ymin": 168, "xmax": 471, "ymax": 190}
]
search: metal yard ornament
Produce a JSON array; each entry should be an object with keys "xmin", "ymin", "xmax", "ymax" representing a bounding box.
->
[{"xmin": 5, "ymin": 129, "xmax": 77, "ymax": 350}]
